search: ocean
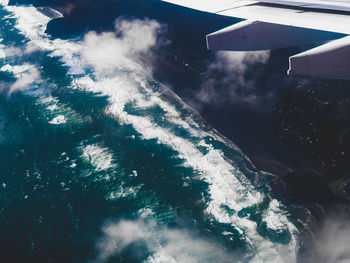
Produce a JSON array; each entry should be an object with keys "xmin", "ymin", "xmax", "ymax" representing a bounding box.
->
[{"xmin": 0, "ymin": 2, "xmax": 300, "ymax": 262}]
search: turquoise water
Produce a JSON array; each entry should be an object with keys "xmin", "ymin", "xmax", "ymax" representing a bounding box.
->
[{"xmin": 0, "ymin": 5, "xmax": 298, "ymax": 263}]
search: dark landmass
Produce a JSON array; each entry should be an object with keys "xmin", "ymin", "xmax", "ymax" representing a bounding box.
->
[{"xmin": 9, "ymin": 0, "xmax": 350, "ymax": 260}]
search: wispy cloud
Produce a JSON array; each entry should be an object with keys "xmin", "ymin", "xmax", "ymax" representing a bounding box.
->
[
  {"xmin": 92, "ymin": 219, "xmax": 239, "ymax": 263},
  {"xmin": 81, "ymin": 18, "xmax": 166, "ymax": 76},
  {"xmin": 0, "ymin": 41, "xmax": 39, "ymax": 59},
  {"xmin": 300, "ymin": 214, "xmax": 350, "ymax": 263},
  {"xmin": 192, "ymin": 50, "xmax": 273, "ymax": 111},
  {"xmin": 0, "ymin": 63, "xmax": 40, "ymax": 94},
  {"xmin": 94, "ymin": 220, "xmax": 147, "ymax": 262},
  {"xmin": 0, "ymin": 41, "xmax": 41, "ymax": 95},
  {"xmin": 9, "ymin": 66, "xmax": 39, "ymax": 94}
]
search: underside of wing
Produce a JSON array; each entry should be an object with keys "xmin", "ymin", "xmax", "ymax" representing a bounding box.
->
[
  {"xmin": 161, "ymin": 0, "xmax": 350, "ymax": 34},
  {"xmin": 161, "ymin": 0, "xmax": 350, "ymax": 79},
  {"xmin": 159, "ymin": 0, "xmax": 259, "ymax": 13},
  {"xmin": 161, "ymin": 0, "xmax": 350, "ymax": 13}
]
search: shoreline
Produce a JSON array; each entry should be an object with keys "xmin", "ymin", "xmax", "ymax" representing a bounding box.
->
[{"xmin": 5, "ymin": 1, "xmax": 350, "ymax": 261}]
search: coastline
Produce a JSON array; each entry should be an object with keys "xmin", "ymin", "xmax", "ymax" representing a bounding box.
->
[{"xmin": 4, "ymin": 0, "xmax": 350, "ymax": 261}]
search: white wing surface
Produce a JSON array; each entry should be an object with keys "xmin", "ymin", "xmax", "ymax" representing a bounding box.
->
[{"xmin": 161, "ymin": 0, "xmax": 350, "ymax": 79}]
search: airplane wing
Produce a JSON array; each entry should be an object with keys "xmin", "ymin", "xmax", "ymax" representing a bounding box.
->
[{"xmin": 161, "ymin": 0, "xmax": 350, "ymax": 79}]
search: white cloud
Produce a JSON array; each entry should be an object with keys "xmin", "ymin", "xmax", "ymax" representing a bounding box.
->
[
  {"xmin": 81, "ymin": 18, "xmax": 165, "ymax": 76},
  {"xmin": 0, "ymin": 41, "xmax": 39, "ymax": 59},
  {"xmin": 301, "ymin": 215, "xmax": 350, "ymax": 263},
  {"xmin": 93, "ymin": 219, "xmax": 239, "ymax": 263},
  {"xmin": 24, "ymin": 41, "xmax": 40, "ymax": 54},
  {"xmin": 3, "ymin": 64, "xmax": 40, "ymax": 94},
  {"xmin": 0, "ymin": 45, "xmax": 22, "ymax": 59},
  {"xmin": 96, "ymin": 220, "xmax": 147, "ymax": 262},
  {"xmin": 193, "ymin": 50, "xmax": 273, "ymax": 110},
  {"xmin": 1, "ymin": 63, "xmax": 33, "ymax": 74},
  {"xmin": 212, "ymin": 51, "xmax": 270, "ymax": 77},
  {"xmin": 0, "ymin": 0, "xmax": 9, "ymax": 6}
]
